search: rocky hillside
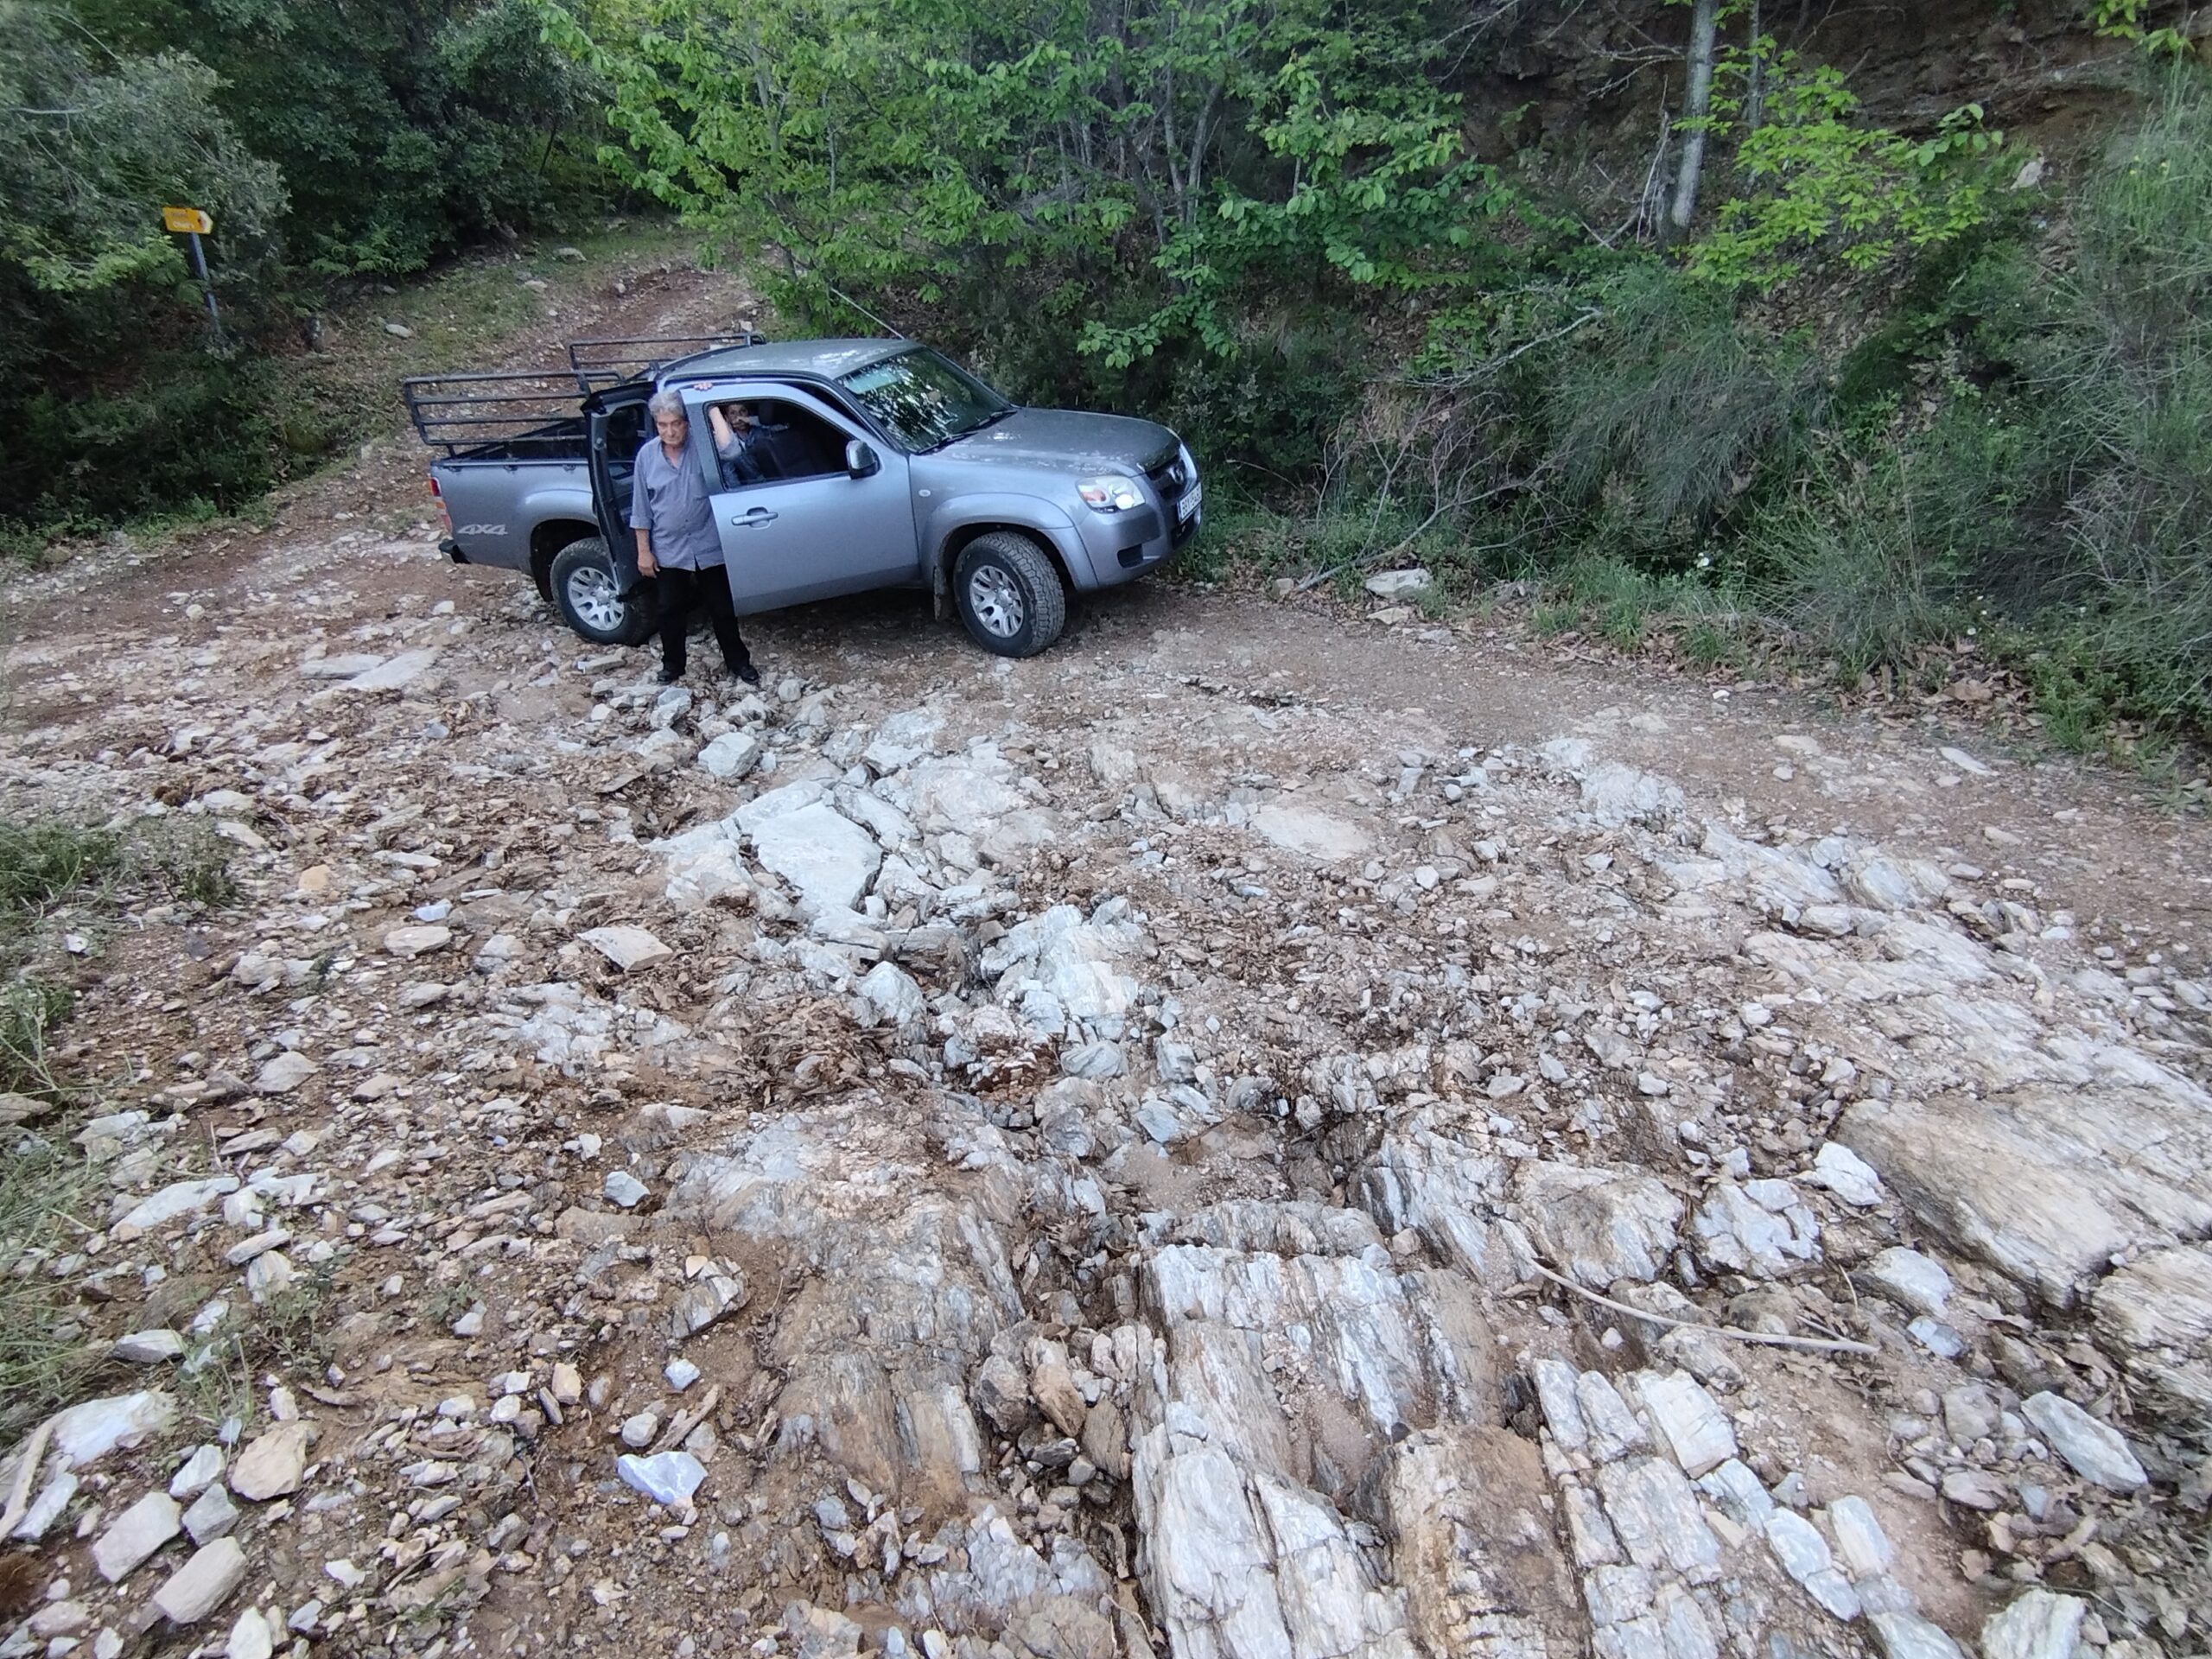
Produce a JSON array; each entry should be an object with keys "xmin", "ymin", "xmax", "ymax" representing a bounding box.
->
[{"xmin": 0, "ymin": 358, "xmax": 2208, "ymax": 1659}]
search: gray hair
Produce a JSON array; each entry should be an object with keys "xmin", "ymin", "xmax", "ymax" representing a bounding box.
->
[{"xmin": 646, "ymin": 390, "xmax": 685, "ymax": 422}]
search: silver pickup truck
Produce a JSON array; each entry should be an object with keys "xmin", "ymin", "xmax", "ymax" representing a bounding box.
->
[{"xmin": 406, "ymin": 333, "xmax": 1201, "ymax": 658}]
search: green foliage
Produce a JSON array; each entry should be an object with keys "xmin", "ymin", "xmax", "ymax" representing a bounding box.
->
[
  {"xmin": 7, "ymin": 353, "xmax": 281, "ymax": 524},
  {"xmin": 86, "ymin": 0, "xmax": 613, "ymax": 276},
  {"xmin": 1542, "ymin": 264, "xmax": 1820, "ymax": 543},
  {"xmin": 0, "ymin": 1117, "xmax": 97, "ymax": 1440},
  {"xmin": 0, "ymin": 0, "xmax": 623, "ymax": 537},
  {"xmin": 537, "ymin": 0, "xmax": 1515, "ymax": 473},
  {"xmin": 0, "ymin": 3, "xmax": 287, "ymax": 298},
  {"xmin": 1686, "ymin": 44, "xmax": 2004, "ymax": 290},
  {"xmin": 2092, "ymin": 0, "xmax": 2193, "ymax": 58},
  {"xmin": 0, "ymin": 819, "xmax": 125, "ymax": 913}
]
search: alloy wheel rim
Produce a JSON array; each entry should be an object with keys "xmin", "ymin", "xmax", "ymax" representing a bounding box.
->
[
  {"xmin": 569, "ymin": 566, "xmax": 623, "ymax": 632},
  {"xmin": 968, "ymin": 564, "xmax": 1024, "ymax": 638}
]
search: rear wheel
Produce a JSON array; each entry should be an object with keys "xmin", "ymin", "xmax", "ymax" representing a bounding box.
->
[
  {"xmin": 953, "ymin": 531, "xmax": 1065, "ymax": 658},
  {"xmin": 550, "ymin": 536, "xmax": 655, "ymax": 646}
]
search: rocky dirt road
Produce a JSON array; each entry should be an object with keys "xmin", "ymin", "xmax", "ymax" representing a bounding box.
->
[{"xmin": 1, "ymin": 262, "xmax": 2208, "ymax": 1659}]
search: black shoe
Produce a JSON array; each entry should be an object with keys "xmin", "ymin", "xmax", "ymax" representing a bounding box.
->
[
  {"xmin": 731, "ymin": 662, "xmax": 761, "ymax": 687},
  {"xmin": 657, "ymin": 665, "xmax": 684, "ymax": 685}
]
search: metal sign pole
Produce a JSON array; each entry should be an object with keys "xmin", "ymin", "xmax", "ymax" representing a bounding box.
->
[
  {"xmin": 162, "ymin": 207, "xmax": 222, "ymax": 347},
  {"xmin": 184, "ymin": 231, "xmax": 221, "ymax": 339}
]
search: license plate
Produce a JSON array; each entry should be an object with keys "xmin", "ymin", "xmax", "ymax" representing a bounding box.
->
[{"xmin": 1177, "ymin": 482, "xmax": 1202, "ymax": 521}]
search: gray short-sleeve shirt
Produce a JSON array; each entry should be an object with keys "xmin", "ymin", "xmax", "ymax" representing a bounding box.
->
[{"xmin": 628, "ymin": 436, "xmax": 723, "ymax": 572}]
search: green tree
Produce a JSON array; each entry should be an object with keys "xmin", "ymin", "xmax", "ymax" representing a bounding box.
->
[
  {"xmin": 82, "ymin": 0, "xmax": 610, "ymax": 274},
  {"xmin": 0, "ymin": 0, "xmax": 283, "ymax": 297}
]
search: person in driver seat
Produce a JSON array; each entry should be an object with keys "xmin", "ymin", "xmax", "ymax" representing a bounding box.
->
[{"xmin": 708, "ymin": 403, "xmax": 772, "ymax": 486}]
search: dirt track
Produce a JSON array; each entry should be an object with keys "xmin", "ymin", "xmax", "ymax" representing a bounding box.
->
[{"xmin": 1, "ymin": 255, "xmax": 2206, "ymax": 1659}]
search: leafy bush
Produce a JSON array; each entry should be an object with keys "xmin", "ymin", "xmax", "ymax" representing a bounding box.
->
[
  {"xmin": 7, "ymin": 353, "xmax": 283, "ymax": 525},
  {"xmin": 1542, "ymin": 264, "xmax": 1820, "ymax": 549},
  {"xmin": 1685, "ymin": 48, "xmax": 2005, "ymax": 292}
]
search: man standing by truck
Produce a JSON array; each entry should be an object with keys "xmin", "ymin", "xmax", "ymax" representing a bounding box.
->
[{"xmin": 630, "ymin": 390, "xmax": 761, "ymax": 687}]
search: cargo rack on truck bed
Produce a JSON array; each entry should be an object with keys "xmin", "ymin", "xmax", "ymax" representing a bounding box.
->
[
  {"xmin": 565, "ymin": 331, "xmax": 765, "ymax": 383},
  {"xmin": 402, "ymin": 332, "xmax": 766, "ymax": 454}
]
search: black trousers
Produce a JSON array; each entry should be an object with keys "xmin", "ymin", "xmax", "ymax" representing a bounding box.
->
[{"xmin": 653, "ymin": 563, "xmax": 752, "ymax": 676}]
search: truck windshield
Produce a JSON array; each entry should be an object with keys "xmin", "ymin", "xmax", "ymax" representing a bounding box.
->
[{"xmin": 839, "ymin": 349, "xmax": 1013, "ymax": 453}]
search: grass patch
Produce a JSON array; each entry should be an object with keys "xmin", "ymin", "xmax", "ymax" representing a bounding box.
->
[
  {"xmin": 0, "ymin": 815, "xmax": 233, "ymax": 1094},
  {"xmin": 0, "ymin": 820, "xmax": 125, "ymax": 914},
  {"xmin": 0, "ymin": 1124, "xmax": 98, "ymax": 1440},
  {"xmin": 133, "ymin": 819, "xmax": 241, "ymax": 911}
]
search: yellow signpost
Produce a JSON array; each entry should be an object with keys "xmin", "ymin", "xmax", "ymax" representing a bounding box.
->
[{"xmin": 160, "ymin": 206, "xmax": 222, "ymax": 341}]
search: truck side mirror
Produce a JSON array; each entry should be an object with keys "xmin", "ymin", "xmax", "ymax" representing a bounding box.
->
[{"xmin": 845, "ymin": 439, "xmax": 880, "ymax": 480}]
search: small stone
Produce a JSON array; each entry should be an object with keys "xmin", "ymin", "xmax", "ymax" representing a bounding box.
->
[
  {"xmin": 1363, "ymin": 568, "xmax": 1433, "ymax": 600},
  {"xmin": 182, "ymin": 1484, "xmax": 238, "ymax": 1544},
  {"xmin": 1909, "ymin": 1316, "xmax": 1965, "ymax": 1358},
  {"xmin": 92, "ymin": 1491, "xmax": 181, "ymax": 1581},
  {"xmin": 667, "ymin": 1272, "xmax": 746, "ymax": 1339},
  {"xmin": 1868, "ymin": 1612, "xmax": 1968, "ymax": 1659},
  {"xmin": 450, "ymin": 1301, "xmax": 486, "ymax": 1337},
  {"xmin": 1632, "ymin": 1370, "xmax": 1737, "ymax": 1477},
  {"xmin": 10, "ymin": 1470, "xmax": 75, "ymax": 1541},
  {"xmin": 617, "ymin": 1451, "xmax": 706, "ymax": 1508},
  {"xmin": 1595, "ymin": 1456, "xmax": 1721, "ymax": 1582},
  {"xmin": 1942, "ymin": 1384, "xmax": 2001, "ymax": 1446},
  {"xmin": 2020, "ymin": 1393, "xmax": 2146, "ymax": 1491},
  {"xmin": 1764, "ymin": 1509, "xmax": 1833, "ymax": 1580},
  {"xmin": 604, "ymin": 1170, "xmax": 648, "ymax": 1208},
  {"xmin": 229, "ymin": 1421, "xmax": 311, "ymax": 1501},
  {"xmin": 975, "ymin": 1354, "xmax": 1033, "ymax": 1435},
  {"xmin": 620, "ymin": 1412, "xmax": 659, "ymax": 1448},
  {"xmin": 1980, "ymin": 1591, "xmax": 2088, "ymax": 1659},
  {"xmin": 152, "ymin": 1537, "xmax": 249, "ymax": 1624},
  {"xmin": 665, "ymin": 1358, "xmax": 701, "ymax": 1391},
  {"xmin": 550, "ymin": 1363, "xmax": 582, "ymax": 1406},
  {"xmin": 581, "ymin": 925, "xmax": 674, "ymax": 971},
  {"xmin": 29, "ymin": 1602, "xmax": 90, "ymax": 1640},
  {"xmin": 1575, "ymin": 1371, "xmax": 1650, "ymax": 1462},
  {"xmin": 224, "ymin": 1230, "xmax": 291, "ymax": 1267},
  {"xmin": 1805, "ymin": 1142, "xmax": 1885, "ymax": 1207},
  {"xmin": 1859, "ymin": 1248, "xmax": 1952, "ymax": 1317},
  {"xmin": 1759, "ymin": 1510, "xmax": 1859, "ymax": 1619},
  {"xmin": 169, "ymin": 1446, "xmax": 224, "ymax": 1500},
  {"xmin": 1531, "ymin": 1358, "xmax": 1588, "ymax": 1452},
  {"xmin": 252, "ymin": 1052, "xmax": 318, "ymax": 1096},
  {"xmin": 111, "ymin": 1329, "xmax": 186, "ymax": 1364},
  {"xmin": 697, "ymin": 732, "xmax": 762, "ymax": 780},
  {"xmin": 52, "ymin": 1390, "xmax": 177, "ymax": 1467},
  {"xmin": 226, "ymin": 1605, "xmax": 276, "ymax": 1659},
  {"xmin": 1697, "ymin": 1459, "xmax": 1774, "ymax": 1529},
  {"xmin": 1940, "ymin": 1469, "xmax": 2007, "ymax": 1510},
  {"xmin": 380, "ymin": 925, "xmax": 451, "ymax": 958},
  {"xmin": 1827, "ymin": 1496, "xmax": 1893, "ymax": 1580}
]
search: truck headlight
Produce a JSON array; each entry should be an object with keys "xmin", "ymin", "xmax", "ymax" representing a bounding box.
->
[{"xmin": 1077, "ymin": 475, "xmax": 1143, "ymax": 512}]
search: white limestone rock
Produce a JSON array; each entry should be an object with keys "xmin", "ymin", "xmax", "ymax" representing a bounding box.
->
[
  {"xmin": 2020, "ymin": 1392, "xmax": 2146, "ymax": 1492},
  {"xmin": 92, "ymin": 1490, "xmax": 181, "ymax": 1581}
]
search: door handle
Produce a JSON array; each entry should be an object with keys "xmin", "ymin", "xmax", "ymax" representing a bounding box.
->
[{"xmin": 728, "ymin": 510, "xmax": 779, "ymax": 527}]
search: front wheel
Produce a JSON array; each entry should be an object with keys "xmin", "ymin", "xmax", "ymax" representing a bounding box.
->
[
  {"xmin": 550, "ymin": 537, "xmax": 656, "ymax": 646},
  {"xmin": 953, "ymin": 532, "xmax": 1066, "ymax": 658}
]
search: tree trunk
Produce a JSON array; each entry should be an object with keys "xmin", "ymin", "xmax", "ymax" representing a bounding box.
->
[{"xmin": 1668, "ymin": 0, "xmax": 1719, "ymax": 236}]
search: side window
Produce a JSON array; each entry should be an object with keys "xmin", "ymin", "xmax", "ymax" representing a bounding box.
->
[{"xmin": 713, "ymin": 397, "xmax": 850, "ymax": 488}]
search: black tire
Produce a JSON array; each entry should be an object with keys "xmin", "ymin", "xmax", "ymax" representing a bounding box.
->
[
  {"xmin": 550, "ymin": 536, "xmax": 656, "ymax": 646},
  {"xmin": 952, "ymin": 531, "xmax": 1066, "ymax": 658}
]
